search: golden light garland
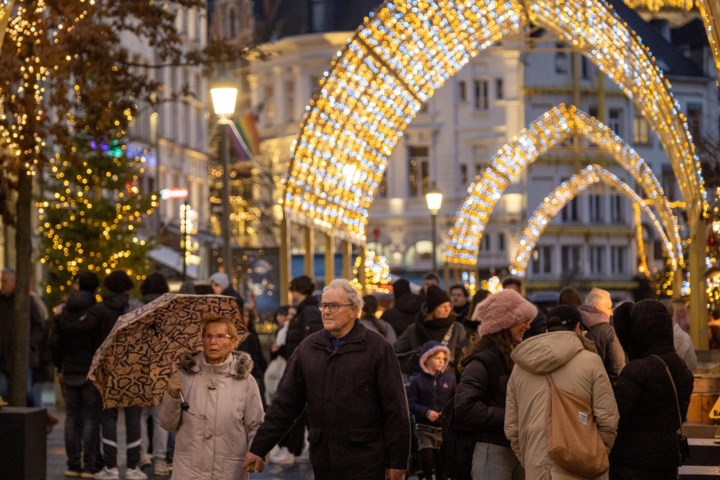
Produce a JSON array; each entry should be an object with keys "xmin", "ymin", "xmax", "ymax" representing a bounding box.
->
[
  {"xmin": 0, "ymin": 1, "xmax": 92, "ymax": 175},
  {"xmin": 351, "ymin": 250, "xmax": 392, "ymax": 293},
  {"xmin": 509, "ymin": 164, "xmax": 676, "ymax": 277},
  {"xmin": 282, "ymin": 0, "xmax": 704, "ymax": 248},
  {"xmin": 282, "ymin": 0, "xmax": 525, "ymax": 243},
  {"xmin": 528, "ymin": 0, "xmax": 705, "ymax": 222},
  {"xmin": 445, "ymin": 104, "xmax": 682, "ymax": 266},
  {"xmin": 621, "ymin": 0, "xmax": 695, "ymax": 10}
]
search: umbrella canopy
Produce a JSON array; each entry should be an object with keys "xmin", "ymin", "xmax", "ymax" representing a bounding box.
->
[{"xmin": 88, "ymin": 293, "xmax": 247, "ymax": 408}]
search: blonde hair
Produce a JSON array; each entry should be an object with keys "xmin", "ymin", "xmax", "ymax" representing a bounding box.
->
[{"xmin": 202, "ymin": 316, "xmax": 240, "ymax": 344}]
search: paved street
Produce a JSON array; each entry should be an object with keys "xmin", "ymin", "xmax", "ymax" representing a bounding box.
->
[{"xmin": 46, "ymin": 407, "xmax": 315, "ymax": 480}]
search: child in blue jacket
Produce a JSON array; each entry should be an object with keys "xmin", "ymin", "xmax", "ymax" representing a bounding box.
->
[{"xmin": 407, "ymin": 340, "xmax": 457, "ymax": 480}]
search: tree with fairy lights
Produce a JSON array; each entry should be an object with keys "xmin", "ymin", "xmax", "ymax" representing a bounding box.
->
[
  {"xmin": 38, "ymin": 131, "xmax": 156, "ymax": 306},
  {"xmin": 0, "ymin": 1, "xmax": 258, "ymax": 406}
]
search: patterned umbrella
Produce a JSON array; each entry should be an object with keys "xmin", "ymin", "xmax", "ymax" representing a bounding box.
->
[{"xmin": 88, "ymin": 293, "xmax": 247, "ymax": 408}]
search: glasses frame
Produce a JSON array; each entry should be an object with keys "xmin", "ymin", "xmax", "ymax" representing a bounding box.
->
[
  {"xmin": 203, "ymin": 333, "xmax": 233, "ymax": 342},
  {"xmin": 319, "ymin": 302, "xmax": 355, "ymax": 313}
]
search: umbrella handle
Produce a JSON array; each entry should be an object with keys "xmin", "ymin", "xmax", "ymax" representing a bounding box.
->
[{"xmin": 179, "ymin": 391, "xmax": 189, "ymax": 411}]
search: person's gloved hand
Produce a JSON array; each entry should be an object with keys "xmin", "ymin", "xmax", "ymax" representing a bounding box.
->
[{"xmin": 168, "ymin": 372, "xmax": 182, "ymax": 400}]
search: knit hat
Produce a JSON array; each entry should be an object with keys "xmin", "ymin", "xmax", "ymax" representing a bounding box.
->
[
  {"xmin": 75, "ymin": 271, "xmax": 99, "ymax": 293},
  {"xmin": 424, "ymin": 285, "xmax": 450, "ymax": 314},
  {"xmin": 585, "ymin": 288, "xmax": 613, "ymax": 317},
  {"xmin": 419, "ymin": 340, "xmax": 451, "ymax": 374},
  {"xmin": 104, "ymin": 271, "xmax": 133, "ymax": 294},
  {"xmin": 208, "ymin": 272, "xmax": 229, "ymax": 290},
  {"xmin": 476, "ymin": 289, "xmax": 537, "ymax": 336},
  {"xmin": 393, "ymin": 278, "xmax": 411, "ymax": 299},
  {"xmin": 545, "ymin": 305, "xmax": 582, "ymax": 331}
]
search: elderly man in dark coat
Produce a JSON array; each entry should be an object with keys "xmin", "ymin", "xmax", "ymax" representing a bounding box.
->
[{"xmin": 244, "ymin": 278, "xmax": 411, "ymax": 480}]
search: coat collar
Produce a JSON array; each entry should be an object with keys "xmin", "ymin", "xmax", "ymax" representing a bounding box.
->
[{"xmin": 312, "ymin": 320, "xmax": 366, "ymax": 353}]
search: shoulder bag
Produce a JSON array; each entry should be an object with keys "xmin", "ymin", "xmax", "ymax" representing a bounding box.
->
[
  {"xmin": 651, "ymin": 354, "xmax": 690, "ymax": 465},
  {"xmin": 546, "ymin": 374, "xmax": 609, "ymax": 478}
]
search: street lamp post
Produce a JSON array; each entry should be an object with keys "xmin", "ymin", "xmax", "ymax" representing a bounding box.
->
[
  {"xmin": 210, "ymin": 82, "xmax": 238, "ymax": 280},
  {"xmin": 160, "ymin": 187, "xmax": 190, "ymax": 280},
  {"xmin": 425, "ymin": 182, "xmax": 443, "ymax": 274}
]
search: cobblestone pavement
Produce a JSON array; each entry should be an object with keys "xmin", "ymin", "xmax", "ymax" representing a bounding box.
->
[{"xmin": 46, "ymin": 407, "xmax": 315, "ymax": 480}]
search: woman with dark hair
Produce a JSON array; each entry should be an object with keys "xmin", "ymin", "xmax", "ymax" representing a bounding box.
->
[
  {"xmin": 360, "ymin": 294, "xmax": 397, "ymax": 343},
  {"xmin": 557, "ymin": 286, "xmax": 582, "ymax": 308},
  {"xmin": 454, "ymin": 289, "xmax": 536, "ymax": 479},
  {"xmin": 140, "ymin": 272, "xmax": 169, "ymax": 304}
]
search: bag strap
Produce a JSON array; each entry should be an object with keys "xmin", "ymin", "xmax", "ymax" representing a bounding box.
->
[
  {"xmin": 441, "ymin": 322, "xmax": 455, "ymax": 347},
  {"xmin": 650, "ymin": 354, "xmax": 684, "ymax": 436}
]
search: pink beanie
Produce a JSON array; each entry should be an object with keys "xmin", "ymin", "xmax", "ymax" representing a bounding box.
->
[{"xmin": 477, "ymin": 289, "xmax": 537, "ymax": 336}]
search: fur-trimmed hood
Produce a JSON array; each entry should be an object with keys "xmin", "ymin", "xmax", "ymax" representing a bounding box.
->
[{"xmin": 179, "ymin": 350, "xmax": 254, "ymax": 379}]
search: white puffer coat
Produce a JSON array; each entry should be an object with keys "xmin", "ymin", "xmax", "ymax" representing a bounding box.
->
[{"xmin": 159, "ymin": 351, "xmax": 264, "ymax": 480}]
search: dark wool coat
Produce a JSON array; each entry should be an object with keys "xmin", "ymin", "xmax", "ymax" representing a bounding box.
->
[
  {"xmin": 284, "ymin": 295, "xmax": 322, "ymax": 358},
  {"xmin": 610, "ymin": 300, "xmax": 694, "ymax": 477},
  {"xmin": 454, "ymin": 346, "xmax": 512, "ymax": 446},
  {"xmin": 394, "ymin": 316, "xmax": 466, "ymax": 376},
  {"xmin": 407, "ymin": 370, "xmax": 456, "ymax": 427},
  {"xmin": 381, "ymin": 293, "xmax": 423, "ymax": 337},
  {"xmin": 51, "ymin": 290, "xmax": 97, "ymax": 376},
  {"xmin": 0, "ymin": 291, "xmax": 44, "ymax": 372},
  {"xmin": 249, "ymin": 321, "xmax": 411, "ymax": 480}
]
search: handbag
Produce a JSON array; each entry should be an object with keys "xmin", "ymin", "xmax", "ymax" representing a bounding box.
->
[
  {"xmin": 651, "ymin": 354, "xmax": 690, "ymax": 466},
  {"xmin": 546, "ymin": 374, "xmax": 609, "ymax": 478}
]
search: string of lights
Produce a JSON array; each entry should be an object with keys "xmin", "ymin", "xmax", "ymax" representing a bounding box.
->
[
  {"xmin": 281, "ymin": 0, "xmax": 704, "ymax": 253},
  {"xmin": 282, "ymin": 0, "xmax": 524, "ymax": 243},
  {"xmin": 445, "ymin": 104, "xmax": 682, "ymax": 267},
  {"xmin": 509, "ymin": 164, "xmax": 675, "ymax": 278}
]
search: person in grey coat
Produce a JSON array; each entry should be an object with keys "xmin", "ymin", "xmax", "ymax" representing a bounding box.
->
[{"xmin": 578, "ymin": 288, "xmax": 627, "ymax": 383}]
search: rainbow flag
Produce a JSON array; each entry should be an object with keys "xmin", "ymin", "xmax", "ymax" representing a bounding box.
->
[{"xmin": 233, "ymin": 112, "xmax": 261, "ymax": 159}]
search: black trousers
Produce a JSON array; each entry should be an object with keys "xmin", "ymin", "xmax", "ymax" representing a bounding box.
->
[{"xmin": 100, "ymin": 406, "xmax": 142, "ymax": 469}]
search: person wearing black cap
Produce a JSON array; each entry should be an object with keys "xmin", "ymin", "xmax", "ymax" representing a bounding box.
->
[
  {"xmin": 69, "ymin": 270, "xmax": 146, "ymax": 480},
  {"xmin": 381, "ymin": 278, "xmax": 422, "ymax": 337},
  {"xmin": 394, "ymin": 285, "xmax": 466, "ymax": 377},
  {"xmin": 505, "ymin": 305, "xmax": 619, "ymax": 479},
  {"xmin": 51, "ymin": 271, "xmax": 102, "ymax": 478}
]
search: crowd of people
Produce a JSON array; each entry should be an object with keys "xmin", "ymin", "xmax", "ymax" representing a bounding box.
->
[{"xmin": 0, "ymin": 266, "xmax": 704, "ymax": 480}]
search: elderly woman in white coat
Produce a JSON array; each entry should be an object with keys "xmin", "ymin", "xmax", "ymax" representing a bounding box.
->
[{"xmin": 160, "ymin": 316, "xmax": 264, "ymax": 480}]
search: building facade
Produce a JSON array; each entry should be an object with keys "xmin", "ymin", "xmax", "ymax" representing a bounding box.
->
[{"xmin": 218, "ymin": 0, "xmax": 717, "ymax": 296}]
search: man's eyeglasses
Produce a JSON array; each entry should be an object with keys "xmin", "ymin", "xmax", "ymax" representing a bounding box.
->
[
  {"xmin": 203, "ymin": 333, "xmax": 232, "ymax": 342},
  {"xmin": 319, "ymin": 302, "xmax": 354, "ymax": 313}
]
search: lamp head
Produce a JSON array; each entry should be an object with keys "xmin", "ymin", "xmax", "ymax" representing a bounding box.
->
[
  {"xmin": 210, "ymin": 79, "xmax": 238, "ymax": 117},
  {"xmin": 425, "ymin": 183, "xmax": 443, "ymax": 215}
]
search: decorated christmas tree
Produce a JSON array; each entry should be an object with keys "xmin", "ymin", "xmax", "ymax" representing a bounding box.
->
[{"xmin": 38, "ymin": 130, "xmax": 157, "ymax": 305}]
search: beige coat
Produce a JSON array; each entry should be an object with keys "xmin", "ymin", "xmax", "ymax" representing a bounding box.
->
[
  {"xmin": 159, "ymin": 351, "xmax": 264, "ymax": 480},
  {"xmin": 505, "ymin": 331, "xmax": 619, "ymax": 480}
]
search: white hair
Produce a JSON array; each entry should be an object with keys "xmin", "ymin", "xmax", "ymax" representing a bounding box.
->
[{"xmin": 323, "ymin": 278, "xmax": 364, "ymax": 312}]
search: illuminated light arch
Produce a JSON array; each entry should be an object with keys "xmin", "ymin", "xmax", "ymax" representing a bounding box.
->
[
  {"xmin": 445, "ymin": 104, "xmax": 683, "ymax": 266},
  {"xmin": 509, "ymin": 164, "xmax": 676, "ymax": 277},
  {"xmin": 282, "ymin": 0, "xmax": 704, "ymax": 244}
]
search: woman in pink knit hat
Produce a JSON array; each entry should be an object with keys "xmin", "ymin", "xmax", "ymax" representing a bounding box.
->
[{"xmin": 453, "ymin": 289, "xmax": 537, "ymax": 479}]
